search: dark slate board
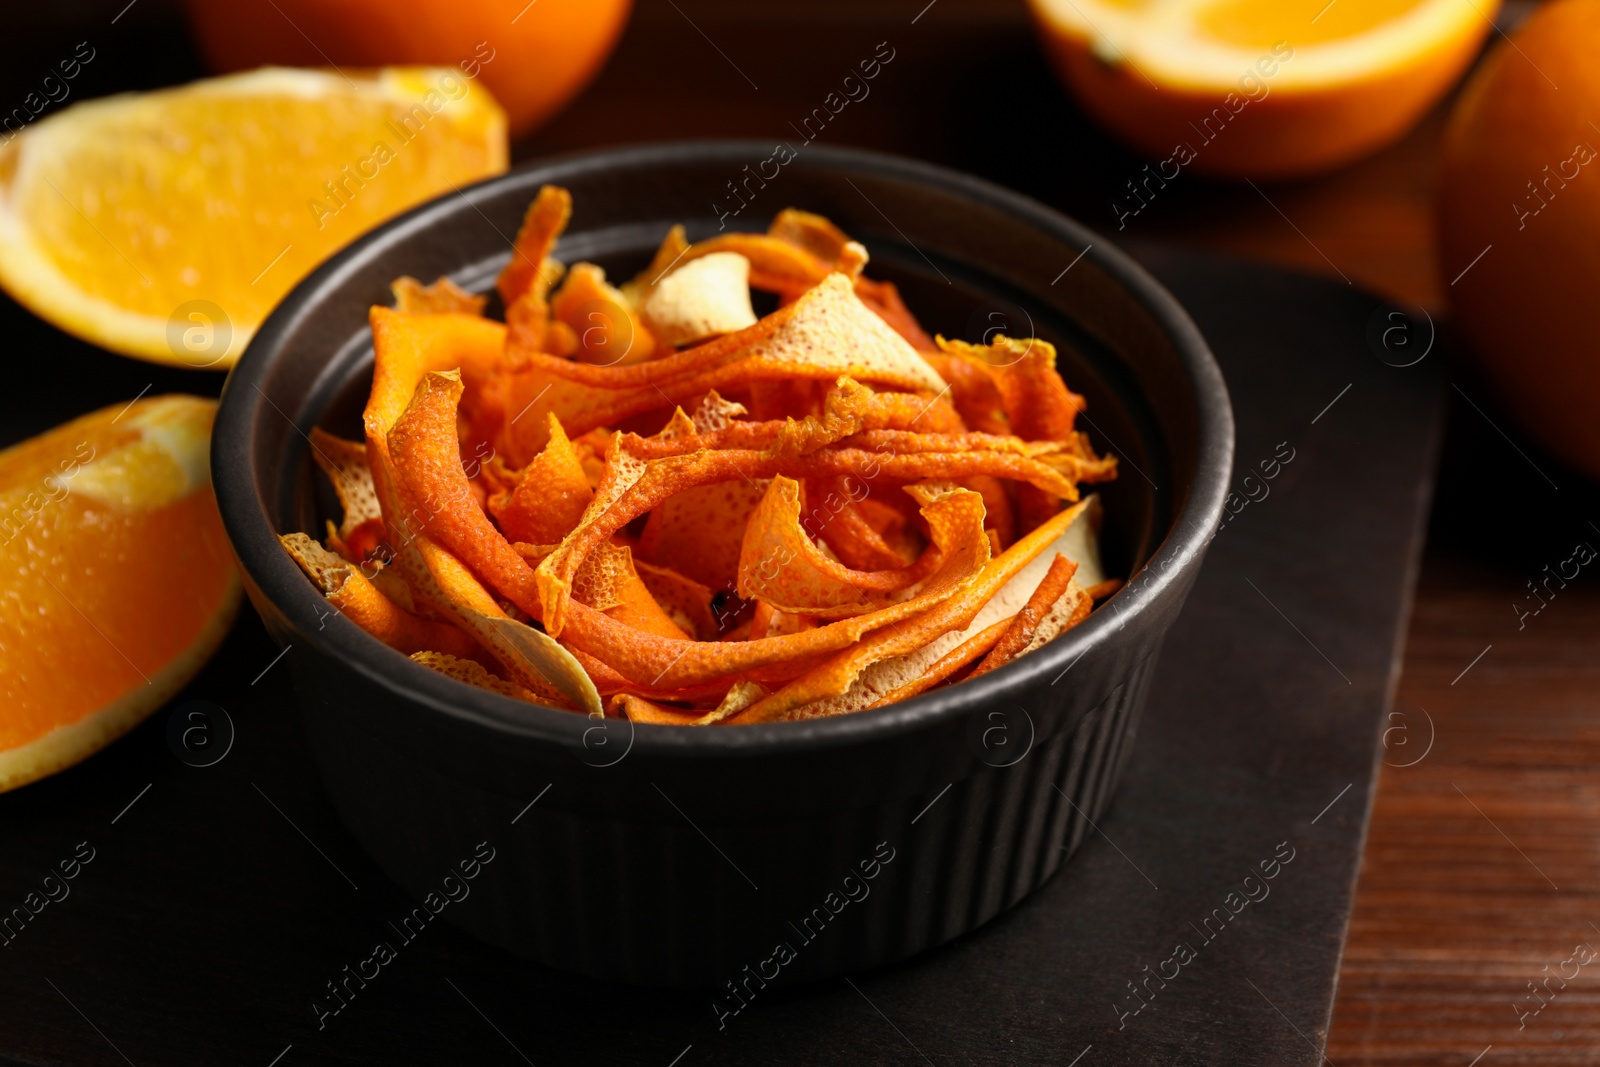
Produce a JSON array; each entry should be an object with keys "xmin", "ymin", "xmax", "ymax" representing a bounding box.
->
[{"xmin": 0, "ymin": 248, "xmax": 1442, "ymax": 1066}]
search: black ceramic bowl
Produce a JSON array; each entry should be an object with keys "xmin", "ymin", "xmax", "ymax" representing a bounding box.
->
[{"xmin": 213, "ymin": 142, "xmax": 1232, "ymax": 989}]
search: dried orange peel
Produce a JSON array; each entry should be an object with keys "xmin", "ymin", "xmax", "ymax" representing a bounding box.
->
[
  {"xmin": 550, "ymin": 262, "xmax": 656, "ymax": 366},
  {"xmin": 282, "ymin": 185, "xmax": 1120, "ymax": 724},
  {"xmin": 279, "ymin": 532, "xmax": 482, "ymax": 662},
  {"xmin": 732, "ymin": 497, "xmax": 1093, "ymax": 723},
  {"xmin": 868, "ymin": 616, "xmax": 1014, "ymax": 710},
  {"xmin": 488, "ymin": 413, "xmax": 593, "ymax": 545},
  {"xmin": 968, "ymin": 553, "xmax": 1080, "ymax": 681},
  {"xmin": 737, "ymin": 477, "xmax": 971, "ymax": 618}
]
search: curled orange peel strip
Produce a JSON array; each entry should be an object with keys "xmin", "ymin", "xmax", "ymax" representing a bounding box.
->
[
  {"xmin": 824, "ymin": 431, "xmax": 1117, "ymax": 488},
  {"xmin": 803, "ymin": 474, "xmax": 912, "ymax": 571},
  {"xmin": 388, "ymin": 531, "xmax": 590, "ymax": 711},
  {"xmin": 613, "ymin": 694, "xmax": 704, "ymax": 726},
  {"xmin": 767, "ymin": 208, "xmax": 856, "ymax": 264},
  {"xmin": 496, "ymin": 275, "xmax": 945, "ymax": 454},
  {"xmin": 412, "ymin": 651, "xmax": 541, "ymax": 704},
  {"xmin": 538, "ymin": 487, "xmax": 989, "ymax": 690},
  {"xmin": 365, "ymin": 312, "xmax": 600, "ymax": 714},
  {"xmin": 735, "ymin": 476, "xmax": 952, "ymax": 617},
  {"xmin": 280, "ymin": 532, "xmax": 482, "ymax": 662},
  {"xmin": 308, "ymin": 428, "xmax": 382, "ymax": 545},
  {"xmin": 967, "ymin": 553, "xmax": 1078, "ymax": 681},
  {"xmin": 692, "ymin": 680, "xmax": 771, "ymax": 726},
  {"xmin": 392, "ymin": 276, "xmax": 487, "ymax": 317},
  {"xmin": 636, "ymin": 477, "xmax": 770, "ymax": 592},
  {"xmin": 866, "ymin": 615, "xmax": 1014, "ymax": 710},
  {"xmin": 389, "ymin": 370, "xmax": 546, "ymax": 618},
  {"xmin": 386, "ymin": 370, "xmax": 678, "ymax": 684},
  {"xmin": 489, "ymin": 413, "xmax": 594, "ymax": 545},
  {"xmin": 383, "ymin": 367, "xmax": 703, "ymax": 709},
  {"xmin": 1016, "ymin": 573, "xmax": 1093, "ymax": 659},
  {"xmin": 497, "ymin": 184, "xmax": 571, "ymax": 309},
  {"xmin": 504, "ymin": 281, "xmax": 797, "ymax": 388},
  {"xmin": 611, "ymin": 380, "xmax": 966, "ymax": 462},
  {"xmin": 674, "ymin": 232, "xmax": 838, "ymax": 294},
  {"xmin": 368, "ymin": 355, "xmax": 618, "ymax": 704},
  {"xmin": 571, "ymin": 647, "xmax": 735, "ymax": 704},
  {"xmin": 617, "ymin": 224, "xmax": 690, "ymax": 312},
  {"xmin": 495, "ymin": 358, "xmax": 942, "ymax": 458},
  {"xmin": 550, "ymin": 261, "xmax": 656, "ymax": 365},
  {"xmin": 536, "ymin": 433, "xmax": 1079, "ymax": 641},
  {"xmin": 937, "ymin": 334, "xmax": 1100, "ymax": 530},
  {"xmin": 939, "ymin": 336, "xmax": 1086, "ymax": 444},
  {"xmin": 731, "ymin": 498, "xmax": 1092, "ymax": 723},
  {"xmin": 365, "ymin": 308, "xmax": 505, "ymax": 452}
]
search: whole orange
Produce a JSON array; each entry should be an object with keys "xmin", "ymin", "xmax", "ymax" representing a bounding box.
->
[
  {"xmin": 1437, "ymin": 0, "xmax": 1600, "ymax": 480},
  {"xmin": 182, "ymin": 0, "xmax": 630, "ymax": 138}
]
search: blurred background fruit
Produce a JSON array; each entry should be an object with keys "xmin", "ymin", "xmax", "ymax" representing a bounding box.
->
[
  {"xmin": 1438, "ymin": 0, "xmax": 1600, "ymax": 481},
  {"xmin": 182, "ymin": 0, "xmax": 632, "ymax": 140},
  {"xmin": 0, "ymin": 67, "xmax": 506, "ymax": 368},
  {"xmin": 1028, "ymin": 0, "xmax": 1498, "ymax": 180},
  {"xmin": 0, "ymin": 396, "xmax": 237, "ymax": 792}
]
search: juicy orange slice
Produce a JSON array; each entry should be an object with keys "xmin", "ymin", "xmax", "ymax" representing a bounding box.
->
[
  {"xmin": 1029, "ymin": 0, "xmax": 1498, "ymax": 178},
  {"xmin": 0, "ymin": 67, "xmax": 507, "ymax": 368},
  {"xmin": 0, "ymin": 396, "xmax": 240, "ymax": 792}
]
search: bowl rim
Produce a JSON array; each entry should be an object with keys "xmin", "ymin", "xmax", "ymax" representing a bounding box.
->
[{"xmin": 213, "ymin": 139, "xmax": 1234, "ymax": 758}]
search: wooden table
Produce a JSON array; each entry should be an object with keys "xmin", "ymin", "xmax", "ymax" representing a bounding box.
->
[{"xmin": 8, "ymin": 2, "xmax": 1596, "ymax": 1062}]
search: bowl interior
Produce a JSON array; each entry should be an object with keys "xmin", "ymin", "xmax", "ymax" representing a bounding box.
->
[{"xmin": 231, "ymin": 142, "xmax": 1224, "ymax": 742}]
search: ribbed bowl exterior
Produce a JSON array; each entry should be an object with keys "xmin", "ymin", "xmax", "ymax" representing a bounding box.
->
[
  {"xmin": 216, "ymin": 142, "xmax": 1232, "ymax": 989},
  {"xmin": 271, "ymin": 622, "xmax": 1165, "ymax": 988}
]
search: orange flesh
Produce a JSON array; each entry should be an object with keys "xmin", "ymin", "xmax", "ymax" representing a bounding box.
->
[
  {"xmin": 1197, "ymin": 0, "xmax": 1434, "ymax": 47},
  {"xmin": 20, "ymin": 92, "xmax": 501, "ymax": 319},
  {"xmin": 0, "ymin": 413, "xmax": 234, "ymax": 748}
]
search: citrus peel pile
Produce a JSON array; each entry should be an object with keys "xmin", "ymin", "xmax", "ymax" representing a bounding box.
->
[{"xmin": 282, "ymin": 186, "xmax": 1120, "ymax": 724}]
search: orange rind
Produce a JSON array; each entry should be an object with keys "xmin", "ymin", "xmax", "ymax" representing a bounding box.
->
[
  {"xmin": 279, "ymin": 187, "xmax": 1121, "ymax": 724},
  {"xmin": 0, "ymin": 396, "xmax": 239, "ymax": 790}
]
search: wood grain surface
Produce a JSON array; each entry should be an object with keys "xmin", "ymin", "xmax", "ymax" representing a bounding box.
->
[
  {"xmin": 1, "ymin": 2, "xmax": 1592, "ymax": 1063},
  {"xmin": 1325, "ymin": 387, "xmax": 1600, "ymax": 1066}
]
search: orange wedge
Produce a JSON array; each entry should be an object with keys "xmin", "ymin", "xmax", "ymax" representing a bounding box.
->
[
  {"xmin": 1029, "ymin": 0, "xmax": 1498, "ymax": 179},
  {"xmin": 0, "ymin": 67, "xmax": 506, "ymax": 368},
  {"xmin": 0, "ymin": 397, "xmax": 240, "ymax": 792}
]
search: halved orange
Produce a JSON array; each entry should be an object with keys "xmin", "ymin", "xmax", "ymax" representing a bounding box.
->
[
  {"xmin": 0, "ymin": 397, "xmax": 239, "ymax": 792},
  {"xmin": 0, "ymin": 67, "xmax": 507, "ymax": 368},
  {"xmin": 1029, "ymin": 0, "xmax": 1499, "ymax": 178}
]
